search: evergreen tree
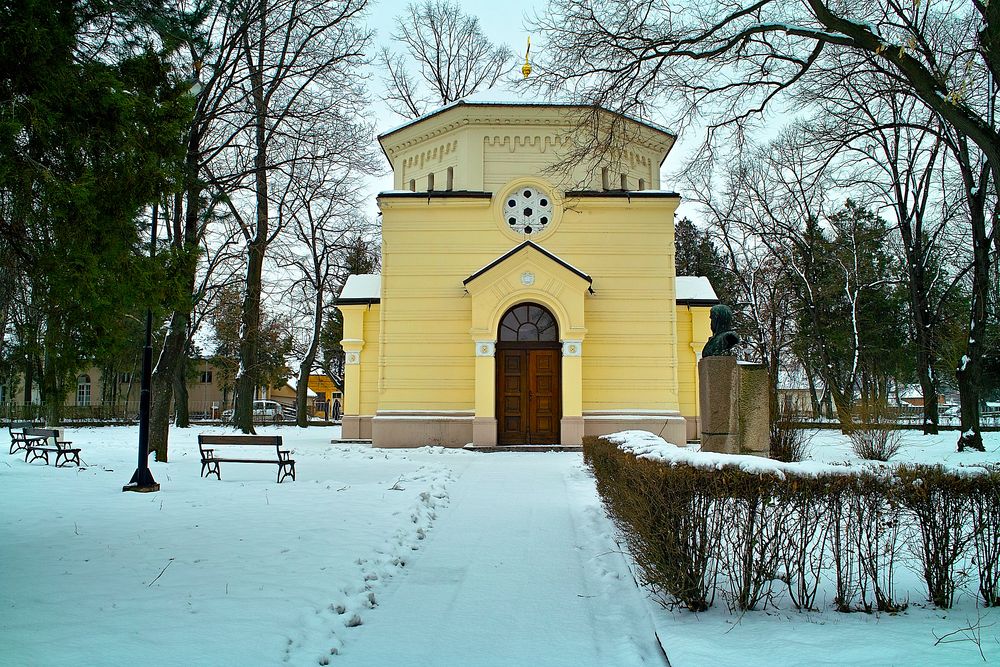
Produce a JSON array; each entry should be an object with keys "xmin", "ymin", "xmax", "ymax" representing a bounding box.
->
[
  {"xmin": 789, "ymin": 201, "xmax": 908, "ymax": 425},
  {"xmin": 0, "ymin": 0, "xmax": 191, "ymax": 423},
  {"xmin": 319, "ymin": 237, "xmax": 380, "ymax": 389},
  {"xmin": 674, "ymin": 216, "xmax": 732, "ymax": 304}
]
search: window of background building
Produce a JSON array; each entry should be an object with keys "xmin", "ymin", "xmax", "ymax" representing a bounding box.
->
[
  {"xmin": 76, "ymin": 375, "xmax": 91, "ymax": 406},
  {"xmin": 200, "ymin": 370, "xmax": 213, "ymax": 384}
]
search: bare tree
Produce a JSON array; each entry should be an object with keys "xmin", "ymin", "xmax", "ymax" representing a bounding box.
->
[
  {"xmin": 809, "ymin": 77, "xmax": 969, "ymax": 434},
  {"xmin": 685, "ymin": 172, "xmax": 796, "ymax": 419},
  {"xmin": 940, "ymin": 128, "xmax": 994, "ymax": 451},
  {"xmin": 220, "ymin": 0, "xmax": 373, "ymax": 434},
  {"xmin": 532, "ymin": 0, "xmax": 999, "ymax": 198},
  {"xmin": 273, "ymin": 137, "xmax": 378, "ymax": 427},
  {"xmin": 698, "ymin": 125, "xmax": 909, "ymax": 430},
  {"xmin": 171, "ymin": 219, "xmax": 246, "ymax": 428},
  {"xmin": 379, "ymin": 0, "xmax": 514, "ymax": 118},
  {"xmin": 149, "ymin": 0, "xmax": 261, "ymax": 460}
]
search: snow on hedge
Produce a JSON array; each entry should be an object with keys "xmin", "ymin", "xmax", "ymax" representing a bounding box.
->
[{"xmin": 602, "ymin": 429, "xmax": 998, "ymax": 478}]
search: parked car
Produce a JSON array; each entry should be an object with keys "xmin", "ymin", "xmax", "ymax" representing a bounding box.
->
[{"xmin": 221, "ymin": 400, "xmax": 284, "ymax": 423}]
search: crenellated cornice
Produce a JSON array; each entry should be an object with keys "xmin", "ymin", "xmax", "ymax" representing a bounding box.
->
[{"xmin": 380, "ymin": 106, "xmax": 674, "ymax": 167}]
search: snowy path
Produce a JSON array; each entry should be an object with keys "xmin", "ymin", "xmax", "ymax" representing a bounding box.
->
[
  {"xmin": 1, "ymin": 429, "xmax": 664, "ymax": 666},
  {"xmin": 297, "ymin": 453, "xmax": 665, "ymax": 667},
  {"xmin": 7, "ymin": 427, "xmax": 994, "ymax": 665}
]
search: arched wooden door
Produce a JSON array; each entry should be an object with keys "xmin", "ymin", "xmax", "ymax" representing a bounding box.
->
[{"xmin": 496, "ymin": 303, "xmax": 561, "ymax": 445}]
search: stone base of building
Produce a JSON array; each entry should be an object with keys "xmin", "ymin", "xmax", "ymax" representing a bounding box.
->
[
  {"xmin": 472, "ymin": 417, "xmax": 498, "ymax": 447},
  {"xmin": 560, "ymin": 416, "xmax": 584, "ymax": 446},
  {"xmin": 341, "ymin": 415, "xmax": 372, "ymax": 440},
  {"xmin": 350, "ymin": 410, "xmax": 687, "ymax": 448},
  {"xmin": 371, "ymin": 412, "xmax": 474, "ymax": 448},
  {"xmin": 582, "ymin": 411, "xmax": 688, "ymax": 446},
  {"xmin": 684, "ymin": 416, "xmax": 700, "ymax": 442}
]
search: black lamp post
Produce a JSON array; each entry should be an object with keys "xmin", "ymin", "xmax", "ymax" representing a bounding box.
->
[{"xmin": 124, "ymin": 203, "xmax": 161, "ymax": 493}]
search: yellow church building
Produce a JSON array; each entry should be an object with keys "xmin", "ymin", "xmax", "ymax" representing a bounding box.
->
[{"xmin": 336, "ymin": 96, "xmax": 717, "ymax": 448}]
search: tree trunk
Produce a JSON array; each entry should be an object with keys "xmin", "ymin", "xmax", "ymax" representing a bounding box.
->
[
  {"xmin": 955, "ymin": 139, "xmax": 989, "ymax": 452},
  {"xmin": 149, "ymin": 116, "xmax": 203, "ymax": 460},
  {"xmin": 234, "ymin": 8, "xmax": 269, "ymax": 435},
  {"xmin": 956, "ymin": 238, "xmax": 988, "ymax": 451},
  {"xmin": 957, "ymin": 356, "xmax": 985, "ymax": 452},
  {"xmin": 41, "ymin": 331, "xmax": 62, "ymax": 427},
  {"xmin": 900, "ymin": 236, "xmax": 939, "ymax": 435},
  {"xmin": 173, "ymin": 349, "xmax": 190, "ymax": 427},
  {"xmin": 805, "ymin": 368, "xmax": 821, "ymax": 419},
  {"xmin": 295, "ymin": 289, "xmax": 325, "ymax": 428},
  {"xmin": 23, "ymin": 358, "xmax": 33, "ymax": 405},
  {"xmin": 295, "ymin": 359, "xmax": 312, "ymax": 427},
  {"xmin": 150, "ymin": 310, "xmax": 185, "ymax": 461},
  {"xmin": 915, "ymin": 346, "xmax": 939, "ymax": 435},
  {"xmin": 234, "ymin": 240, "xmax": 264, "ymax": 435}
]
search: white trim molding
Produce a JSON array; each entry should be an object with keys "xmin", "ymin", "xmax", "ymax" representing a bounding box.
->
[
  {"xmin": 475, "ymin": 340, "xmax": 496, "ymax": 357},
  {"xmin": 562, "ymin": 340, "xmax": 583, "ymax": 357}
]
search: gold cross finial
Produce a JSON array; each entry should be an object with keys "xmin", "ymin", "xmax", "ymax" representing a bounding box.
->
[{"xmin": 522, "ymin": 37, "xmax": 532, "ymax": 78}]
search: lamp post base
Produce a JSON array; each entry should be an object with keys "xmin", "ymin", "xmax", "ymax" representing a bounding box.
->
[
  {"xmin": 123, "ymin": 467, "xmax": 159, "ymax": 493},
  {"xmin": 122, "ymin": 482, "xmax": 161, "ymax": 493}
]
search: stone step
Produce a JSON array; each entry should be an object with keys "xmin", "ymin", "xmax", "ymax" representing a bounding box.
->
[{"xmin": 463, "ymin": 444, "xmax": 583, "ymax": 453}]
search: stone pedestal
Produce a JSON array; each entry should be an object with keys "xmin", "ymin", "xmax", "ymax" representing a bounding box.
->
[
  {"xmin": 560, "ymin": 416, "xmax": 585, "ymax": 446},
  {"xmin": 472, "ymin": 417, "xmax": 498, "ymax": 447},
  {"xmin": 698, "ymin": 356, "xmax": 769, "ymax": 455}
]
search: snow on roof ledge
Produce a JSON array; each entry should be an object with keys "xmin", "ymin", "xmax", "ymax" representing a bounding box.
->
[
  {"xmin": 339, "ymin": 274, "xmax": 381, "ymax": 302},
  {"xmin": 675, "ymin": 276, "xmax": 718, "ymax": 303}
]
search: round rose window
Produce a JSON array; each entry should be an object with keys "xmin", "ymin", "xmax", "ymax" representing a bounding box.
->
[{"xmin": 502, "ymin": 186, "xmax": 553, "ymax": 236}]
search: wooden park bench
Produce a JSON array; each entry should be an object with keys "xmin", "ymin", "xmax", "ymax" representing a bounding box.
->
[
  {"xmin": 8, "ymin": 421, "xmax": 37, "ymax": 455},
  {"xmin": 198, "ymin": 435, "xmax": 295, "ymax": 483},
  {"xmin": 23, "ymin": 427, "xmax": 82, "ymax": 467}
]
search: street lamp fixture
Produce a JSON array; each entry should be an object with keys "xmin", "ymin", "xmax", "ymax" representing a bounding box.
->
[{"xmin": 124, "ymin": 204, "xmax": 161, "ymax": 493}]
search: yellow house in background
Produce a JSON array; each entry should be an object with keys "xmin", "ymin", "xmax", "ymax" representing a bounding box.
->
[
  {"xmin": 337, "ymin": 96, "xmax": 717, "ymax": 448},
  {"xmin": 306, "ymin": 374, "xmax": 343, "ymax": 419}
]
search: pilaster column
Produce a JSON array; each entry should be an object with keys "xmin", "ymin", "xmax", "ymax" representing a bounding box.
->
[
  {"xmin": 690, "ymin": 342, "xmax": 704, "ymax": 416},
  {"xmin": 338, "ymin": 303, "xmax": 368, "ymax": 439},
  {"xmin": 472, "ymin": 340, "xmax": 497, "ymax": 446},
  {"xmin": 561, "ymin": 340, "xmax": 584, "ymax": 445}
]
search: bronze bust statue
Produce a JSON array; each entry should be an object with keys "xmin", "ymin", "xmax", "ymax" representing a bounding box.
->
[{"xmin": 702, "ymin": 304, "xmax": 740, "ymax": 357}]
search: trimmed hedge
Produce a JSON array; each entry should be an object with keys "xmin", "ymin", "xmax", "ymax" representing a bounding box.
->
[{"xmin": 583, "ymin": 435, "xmax": 1000, "ymax": 613}]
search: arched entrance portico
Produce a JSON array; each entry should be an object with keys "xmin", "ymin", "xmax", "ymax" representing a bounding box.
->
[
  {"xmin": 463, "ymin": 241, "xmax": 591, "ymax": 447},
  {"xmin": 496, "ymin": 303, "xmax": 561, "ymax": 445}
]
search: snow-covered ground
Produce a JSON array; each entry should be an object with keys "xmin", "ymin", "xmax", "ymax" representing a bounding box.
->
[
  {"xmin": 0, "ymin": 426, "xmax": 659, "ymax": 666},
  {"xmin": 622, "ymin": 428, "xmax": 1000, "ymax": 667},
  {"xmin": 1, "ymin": 426, "xmax": 998, "ymax": 666}
]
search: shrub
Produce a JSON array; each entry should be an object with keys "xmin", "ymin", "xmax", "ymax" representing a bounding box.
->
[
  {"xmin": 851, "ymin": 478, "xmax": 905, "ymax": 612},
  {"xmin": 769, "ymin": 418, "xmax": 812, "ymax": 463},
  {"xmin": 826, "ymin": 482, "xmax": 863, "ymax": 612},
  {"xmin": 584, "ymin": 437, "xmax": 719, "ymax": 611},
  {"xmin": 969, "ymin": 469, "xmax": 1000, "ymax": 606},
  {"xmin": 897, "ymin": 466, "xmax": 980, "ymax": 609},
  {"xmin": 847, "ymin": 427, "xmax": 902, "ymax": 461},
  {"xmin": 778, "ymin": 477, "xmax": 832, "ymax": 611},
  {"xmin": 584, "ymin": 434, "xmax": 1000, "ymax": 614},
  {"xmin": 716, "ymin": 472, "xmax": 786, "ymax": 611}
]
